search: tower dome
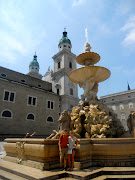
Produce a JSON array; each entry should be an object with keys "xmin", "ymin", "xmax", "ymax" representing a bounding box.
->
[
  {"xmin": 58, "ymin": 28, "xmax": 72, "ymax": 52},
  {"xmin": 29, "ymin": 53, "xmax": 39, "ymax": 67},
  {"xmin": 27, "ymin": 52, "xmax": 42, "ymax": 80}
]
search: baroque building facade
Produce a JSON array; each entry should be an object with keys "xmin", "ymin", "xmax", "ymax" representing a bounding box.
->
[
  {"xmin": 0, "ymin": 29, "xmax": 79, "ymax": 139},
  {"xmin": 100, "ymin": 89, "xmax": 135, "ymax": 131}
]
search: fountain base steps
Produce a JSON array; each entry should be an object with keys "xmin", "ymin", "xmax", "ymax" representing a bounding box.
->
[{"xmin": 1, "ymin": 160, "xmax": 135, "ymax": 180}]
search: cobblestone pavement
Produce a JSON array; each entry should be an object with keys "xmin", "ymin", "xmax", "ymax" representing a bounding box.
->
[{"xmin": 0, "ymin": 142, "xmax": 6, "ymax": 159}]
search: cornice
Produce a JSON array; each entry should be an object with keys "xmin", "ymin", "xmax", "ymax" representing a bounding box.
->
[
  {"xmin": 52, "ymin": 49, "xmax": 76, "ymax": 59},
  {"xmin": 100, "ymin": 89, "xmax": 135, "ymax": 99}
]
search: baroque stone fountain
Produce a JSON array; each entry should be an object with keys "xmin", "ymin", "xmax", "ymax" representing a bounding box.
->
[
  {"xmin": 47, "ymin": 42, "xmax": 124, "ymax": 139},
  {"xmin": 3, "ymin": 42, "xmax": 135, "ymax": 170}
]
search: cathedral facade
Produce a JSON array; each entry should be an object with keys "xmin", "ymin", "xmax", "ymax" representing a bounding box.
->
[
  {"xmin": 44, "ymin": 29, "xmax": 79, "ymax": 112},
  {"xmin": 0, "ymin": 30, "xmax": 79, "ymax": 139}
]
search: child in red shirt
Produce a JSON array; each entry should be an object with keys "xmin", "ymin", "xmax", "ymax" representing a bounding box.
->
[{"xmin": 59, "ymin": 129, "xmax": 68, "ymax": 170}]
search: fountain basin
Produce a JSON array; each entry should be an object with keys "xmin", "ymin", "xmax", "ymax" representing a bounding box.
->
[
  {"xmin": 3, "ymin": 138, "xmax": 135, "ymax": 170},
  {"xmin": 76, "ymin": 52, "xmax": 100, "ymax": 65},
  {"xmin": 69, "ymin": 66, "xmax": 110, "ymax": 84}
]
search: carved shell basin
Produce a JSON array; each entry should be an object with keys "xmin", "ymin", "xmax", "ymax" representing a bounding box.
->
[
  {"xmin": 69, "ymin": 66, "xmax": 110, "ymax": 84},
  {"xmin": 76, "ymin": 52, "xmax": 100, "ymax": 65}
]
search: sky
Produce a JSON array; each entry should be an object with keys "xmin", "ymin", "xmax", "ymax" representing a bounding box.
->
[{"xmin": 0, "ymin": 0, "xmax": 135, "ymax": 99}]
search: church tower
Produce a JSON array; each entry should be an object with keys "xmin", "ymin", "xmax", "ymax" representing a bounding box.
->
[
  {"xmin": 27, "ymin": 52, "xmax": 42, "ymax": 79},
  {"xmin": 44, "ymin": 29, "xmax": 79, "ymax": 112}
]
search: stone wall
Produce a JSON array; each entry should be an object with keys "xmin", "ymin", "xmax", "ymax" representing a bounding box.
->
[
  {"xmin": 0, "ymin": 78, "xmax": 60, "ymax": 138},
  {"xmin": 100, "ymin": 90, "xmax": 135, "ymax": 131}
]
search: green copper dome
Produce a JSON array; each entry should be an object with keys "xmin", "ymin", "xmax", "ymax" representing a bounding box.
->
[
  {"xmin": 29, "ymin": 53, "xmax": 39, "ymax": 67},
  {"xmin": 59, "ymin": 29, "xmax": 71, "ymax": 45}
]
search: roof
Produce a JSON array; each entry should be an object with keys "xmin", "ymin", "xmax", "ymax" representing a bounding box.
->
[
  {"xmin": 59, "ymin": 29, "xmax": 71, "ymax": 45},
  {"xmin": 29, "ymin": 53, "xmax": 39, "ymax": 67}
]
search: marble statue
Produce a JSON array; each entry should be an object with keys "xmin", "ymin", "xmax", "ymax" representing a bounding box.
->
[
  {"xmin": 79, "ymin": 77, "xmax": 98, "ymax": 101},
  {"xmin": 46, "ymin": 110, "xmax": 71, "ymax": 139},
  {"xmin": 127, "ymin": 111, "xmax": 135, "ymax": 136}
]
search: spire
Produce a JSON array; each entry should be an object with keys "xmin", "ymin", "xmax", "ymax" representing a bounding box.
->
[
  {"xmin": 33, "ymin": 52, "xmax": 37, "ymax": 61},
  {"xmin": 63, "ymin": 28, "xmax": 67, "ymax": 38},
  {"xmin": 127, "ymin": 82, "xmax": 131, "ymax": 91}
]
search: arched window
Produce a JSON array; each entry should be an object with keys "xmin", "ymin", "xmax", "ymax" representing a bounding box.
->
[
  {"xmin": 47, "ymin": 116, "xmax": 54, "ymax": 123},
  {"xmin": 1, "ymin": 73, "xmax": 7, "ymax": 77},
  {"xmin": 120, "ymin": 103, "xmax": 124, "ymax": 110},
  {"xmin": 129, "ymin": 102, "xmax": 133, "ymax": 109},
  {"xmin": 69, "ymin": 62, "xmax": 72, "ymax": 69},
  {"xmin": 1, "ymin": 110, "xmax": 12, "ymax": 118},
  {"xmin": 112, "ymin": 105, "xmax": 116, "ymax": 111},
  {"xmin": 21, "ymin": 79, "xmax": 26, "ymax": 83},
  {"xmin": 58, "ymin": 62, "xmax": 61, "ymax": 69},
  {"xmin": 27, "ymin": 113, "xmax": 35, "ymax": 120}
]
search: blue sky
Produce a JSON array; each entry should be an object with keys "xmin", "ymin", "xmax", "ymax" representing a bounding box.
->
[{"xmin": 0, "ymin": 0, "xmax": 135, "ymax": 98}]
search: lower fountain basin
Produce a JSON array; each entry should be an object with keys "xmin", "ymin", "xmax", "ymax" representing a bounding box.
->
[
  {"xmin": 69, "ymin": 66, "xmax": 110, "ymax": 84},
  {"xmin": 3, "ymin": 138, "xmax": 135, "ymax": 170}
]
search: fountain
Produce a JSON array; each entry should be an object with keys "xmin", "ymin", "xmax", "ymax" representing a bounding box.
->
[
  {"xmin": 2, "ymin": 41, "xmax": 135, "ymax": 171},
  {"xmin": 47, "ymin": 42, "xmax": 124, "ymax": 139},
  {"xmin": 69, "ymin": 42, "xmax": 110, "ymax": 102}
]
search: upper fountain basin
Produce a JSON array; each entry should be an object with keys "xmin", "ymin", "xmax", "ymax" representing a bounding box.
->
[{"xmin": 76, "ymin": 52, "xmax": 100, "ymax": 66}]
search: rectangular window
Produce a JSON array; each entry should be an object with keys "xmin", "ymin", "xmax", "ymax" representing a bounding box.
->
[
  {"xmin": 28, "ymin": 96, "xmax": 37, "ymax": 106},
  {"xmin": 48, "ymin": 101, "xmax": 50, "ymax": 108},
  {"xmin": 28, "ymin": 97, "xmax": 32, "ymax": 105},
  {"xmin": 33, "ymin": 97, "xmax": 36, "ymax": 106},
  {"xmin": 3, "ymin": 90, "xmax": 15, "ymax": 102},
  {"xmin": 121, "ymin": 114, "xmax": 126, "ymax": 121},
  {"xmin": 10, "ymin": 92, "xmax": 14, "ymax": 102},
  {"xmin": 58, "ymin": 62, "xmax": 61, "ymax": 69},
  {"xmin": 51, "ymin": 101, "xmax": 53, "ymax": 109},
  {"xmin": 4, "ymin": 91, "xmax": 9, "ymax": 100},
  {"xmin": 57, "ymin": 89, "xmax": 59, "ymax": 95},
  {"xmin": 70, "ymin": 88, "xmax": 73, "ymax": 95},
  {"xmin": 47, "ymin": 100, "xmax": 54, "ymax": 110}
]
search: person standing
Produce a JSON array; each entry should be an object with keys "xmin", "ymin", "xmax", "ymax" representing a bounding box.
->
[
  {"xmin": 59, "ymin": 129, "xmax": 68, "ymax": 170},
  {"xmin": 25, "ymin": 132, "xmax": 36, "ymax": 138},
  {"xmin": 68, "ymin": 131, "xmax": 79, "ymax": 171}
]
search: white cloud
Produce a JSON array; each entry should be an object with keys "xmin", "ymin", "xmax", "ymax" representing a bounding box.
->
[
  {"xmin": 0, "ymin": 1, "xmax": 46, "ymax": 64},
  {"xmin": 121, "ymin": 16, "xmax": 135, "ymax": 47},
  {"xmin": 72, "ymin": 0, "xmax": 86, "ymax": 7},
  {"xmin": 111, "ymin": 65, "xmax": 135, "ymax": 75}
]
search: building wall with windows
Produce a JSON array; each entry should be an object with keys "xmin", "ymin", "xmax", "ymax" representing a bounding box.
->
[
  {"xmin": 0, "ymin": 30, "xmax": 79, "ymax": 138},
  {"xmin": 100, "ymin": 89, "xmax": 135, "ymax": 131},
  {"xmin": 0, "ymin": 67, "xmax": 60, "ymax": 138}
]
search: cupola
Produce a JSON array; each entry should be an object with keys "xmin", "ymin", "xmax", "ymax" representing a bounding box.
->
[{"xmin": 58, "ymin": 28, "xmax": 72, "ymax": 52}]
